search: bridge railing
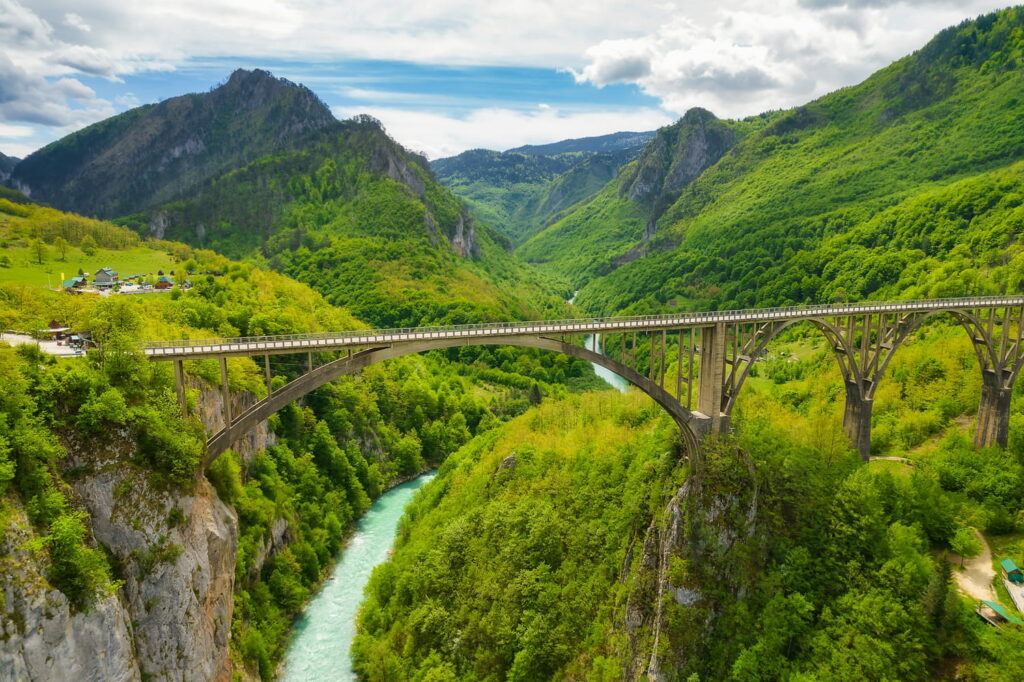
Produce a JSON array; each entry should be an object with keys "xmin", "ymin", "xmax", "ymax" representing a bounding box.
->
[{"xmin": 139, "ymin": 295, "xmax": 1024, "ymax": 353}]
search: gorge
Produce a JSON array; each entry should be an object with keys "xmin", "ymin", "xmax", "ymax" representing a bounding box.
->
[{"xmin": 3, "ymin": 6, "xmax": 1024, "ymax": 681}]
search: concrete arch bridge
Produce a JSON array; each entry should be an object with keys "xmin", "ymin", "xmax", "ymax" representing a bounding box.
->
[{"xmin": 140, "ymin": 296, "xmax": 1024, "ymax": 468}]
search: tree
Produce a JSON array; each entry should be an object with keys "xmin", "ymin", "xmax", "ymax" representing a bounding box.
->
[
  {"xmin": 30, "ymin": 239, "xmax": 48, "ymax": 265},
  {"xmin": 951, "ymin": 526, "xmax": 983, "ymax": 567},
  {"xmin": 80, "ymin": 235, "xmax": 97, "ymax": 257},
  {"xmin": 53, "ymin": 236, "xmax": 69, "ymax": 261}
]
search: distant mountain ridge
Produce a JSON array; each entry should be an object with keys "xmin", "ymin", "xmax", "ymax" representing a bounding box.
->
[
  {"xmin": 431, "ymin": 130, "xmax": 656, "ymax": 243},
  {"xmin": 506, "ymin": 130, "xmax": 655, "ymax": 156}
]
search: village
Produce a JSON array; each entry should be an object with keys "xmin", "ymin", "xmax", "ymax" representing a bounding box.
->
[{"xmin": 59, "ymin": 265, "xmax": 193, "ymax": 295}]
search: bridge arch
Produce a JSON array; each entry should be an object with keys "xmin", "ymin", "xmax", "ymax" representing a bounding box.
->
[
  {"xmin": 203, "ymin": 334, "xmax": 710, "ymax": 468},
  {"xmin": 721, "ymin": 306, "xmax": 1017, "ymax": 456}
]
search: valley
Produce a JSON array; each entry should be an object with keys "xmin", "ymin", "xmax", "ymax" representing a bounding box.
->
[{"xmin": 2, "ymin": 5, "xmax": 1024, "ymax": 682}]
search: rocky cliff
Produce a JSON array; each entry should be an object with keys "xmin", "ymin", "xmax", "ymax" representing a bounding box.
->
[
  {"xmin": 619, "ymin": 108, "xmax": 739, "ymax": 225},
  {"xmin": 0, "ymin": 376, "xmax": 280, "ymax": 681}
]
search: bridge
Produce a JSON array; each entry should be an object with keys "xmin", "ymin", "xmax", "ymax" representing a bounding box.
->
[{"xmin": 142, "ymin": 296, "xmax": 1024, "ymax": 467}]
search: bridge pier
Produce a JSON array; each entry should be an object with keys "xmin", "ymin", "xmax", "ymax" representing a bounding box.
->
[
  {"xmin": 697, "ymin": 323, "xmax": 729, "ymax": 433},
  {"xmin": 219, "ymin": 357, "xmax": 231, "ymax": 427},
  {"xmin": 975, "ymin": 371, "xmax": 1013, "ymax": 449},
  {"xmin": 174, "ymin": 359, "xmax": 187, "ymax": 413},
  {"xmin": 843, "ymin": 382, "xmax": 873, "ymax": 461}
]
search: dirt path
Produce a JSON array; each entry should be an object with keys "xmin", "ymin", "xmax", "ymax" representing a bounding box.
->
[
  {"xmin": 952, "ymin": 529, "xmax": 995, "ymax": 602},
  {"xmin": 869, "ymin": 456, "xmax": 915, "ymax": 465}
]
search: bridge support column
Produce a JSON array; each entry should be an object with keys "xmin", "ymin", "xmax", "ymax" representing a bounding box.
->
[
  {"xmin": 173, "ymin": 360, "xmax": 187, "ymax": 414},
  {"xmin": 264, "ymin": 355, "xmax": 272, "ymax": 395},
  {"xmin": 219, "ymin": 357, "xmax": 231, "ymax": 428},
  {"xmin": 976, "ymin": 371, "xmax": 1013, "ymax": 449},
  {"xmin": 843, "ymin": 381, "xmax": 872, "ymax": 461},
  {"xmin": 698, "ymin": 323, "xmax": 728, "ymax": 433}
]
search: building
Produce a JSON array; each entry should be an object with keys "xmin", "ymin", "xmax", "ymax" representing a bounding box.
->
[
  {"xmin": 1001, "ymin": 558, "xmax": 1023, "ymax": 584},
  {"xmin": 155, "ymin": 275, "xmax": 175, "ymax": 290},
  {"xmin": 94, "ymin": 267, "xmax": 119, "ymax": 287},
  {"xmin": 61, "ymin": 276, "xmax": 86, "ymax": 291}
]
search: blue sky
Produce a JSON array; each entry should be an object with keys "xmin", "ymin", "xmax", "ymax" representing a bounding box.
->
[{"xmin": 0, "ymin": 0, "xmax": 1012, "ymax": 159}]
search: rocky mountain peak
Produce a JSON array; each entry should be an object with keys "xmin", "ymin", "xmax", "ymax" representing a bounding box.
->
[{"xmin": 619, "ymin": 107, "xmax": 738, "ymax": 213}]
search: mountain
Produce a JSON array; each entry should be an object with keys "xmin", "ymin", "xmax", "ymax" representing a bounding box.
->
[
  {"xmin": 11, "ymin": 69, "xmax": 336, "ymax": 218},
  {"xmin": 524, "ymin": 8, "xmax": 1024, "ymax": 316},
  {"xmin": 506, "ymin": 129, "xmax": 655, "ymax": 156},
  {"xmin": 431, "ymin": 131, "xmax": 654, "ymax": 244},
  {"xmin": 10, "ymin": 69, "xmax": 570, "ymax": 328},
  {"xmin": 0, "ymin": 151, "xmax": 17, "ymax": 183},
  {"xmin": 517, "ymin": 108, "xmax": 752, "ymax": 284}
]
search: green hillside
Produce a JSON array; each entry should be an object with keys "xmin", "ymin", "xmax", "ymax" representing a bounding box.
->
[
  {"xmin": 559, "ymin": 8, "xmax": 1024, "ymax": 315},
  {"xmin": 353, "ymin": 320, "xmax": 1024, "ymax": 680},
  {"xmin": 10, "ymin": 71, "xmax": 573, "ymax": 329},
  {"xmin": 432, "ymin": 138, "xmax": 648, "ymax": 244},
  {"xmin": 11, "ymin": 69, "xmax": 337, "ymax": 218},
  {"xmin": 517, "ymin": 108, "xmax": 759, "ymax": 285}
]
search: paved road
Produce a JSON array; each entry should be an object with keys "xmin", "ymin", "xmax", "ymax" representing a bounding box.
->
[{"xmin": 0, "ymin": 333, "xmax": 84, "ymax": 357}]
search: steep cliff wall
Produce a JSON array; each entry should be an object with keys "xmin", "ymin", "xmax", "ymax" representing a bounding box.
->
[{"xmin": 0, "ymin": 376, "xmax": 277, "ymax": 681}]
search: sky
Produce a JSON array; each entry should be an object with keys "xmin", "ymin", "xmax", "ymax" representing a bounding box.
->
[{"xmin": 0, "ymin": 0, "xmax": 1013, "ymax": 160}]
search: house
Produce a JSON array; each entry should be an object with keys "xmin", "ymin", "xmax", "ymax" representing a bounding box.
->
[
  {"xmin": 61, "ymin": 276, "xmax": 86, "ymax": 290},
  {"xmin": 155, "ymin": 275, "xmax": 174, "ymax": 290},
  {"xmin": 1001, "ymin": 558, "xmax": 1023, "ymax": 584},
  {"xmin": 94, "ymin": 267, "xmax": 119, "ymax": 287}
]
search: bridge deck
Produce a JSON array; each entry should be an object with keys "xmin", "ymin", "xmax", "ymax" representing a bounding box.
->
[{"xmin": 142, "ymin": 296, "xmax": 1024, "ymax": 360}]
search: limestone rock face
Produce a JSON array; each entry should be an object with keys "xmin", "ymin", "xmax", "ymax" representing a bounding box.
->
[
  {"xmin": 66, "ymin": 444, "xmax": 238, "ymax": 682},
  {"xmin": 0, "ymin": 508, "xmax": 140, "ymax": 682},
  {"xmin": 619, "ymin": 107, "xmax": 738, "ymax": 217},
  {"xmin": 189, "ymin": 376, "xmax": 276, "ymax": 464}
]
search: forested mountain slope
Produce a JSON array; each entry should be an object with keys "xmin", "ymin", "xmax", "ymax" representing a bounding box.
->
[
  {"xmin": 518, "ymin": 108, "xmax": 756, "ymax": 283},
  {"xmin": 10, "ymin": 69, "xmax": 336, "ymax": 218},
  {"xmin": 431, "ymin": 131, "xmax": 652, "ymax": 244},
  {"xmin": 7, "ymin": 69, "xmax": 570, "ymax": 329},
  {"xmin": 518, "ymin": 8, "xmax": 1024, "ymax": 316}
]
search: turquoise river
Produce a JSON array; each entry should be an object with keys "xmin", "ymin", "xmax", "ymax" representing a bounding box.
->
[{"xmin": 281, "ymin": 472, "xmax": 436, "ymax": 681}]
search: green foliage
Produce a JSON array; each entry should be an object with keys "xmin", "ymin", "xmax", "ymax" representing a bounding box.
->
[
  {"xmin": 353, "ymin": 392, "xmax": 676, "ymax": 681},
  {"xmin": 503, "ymin": 8, "xmax": 1024, "ymax": 316},
  {"xmin": 47, "ymin": 510, "xmax": 118, "ymax": 610}
]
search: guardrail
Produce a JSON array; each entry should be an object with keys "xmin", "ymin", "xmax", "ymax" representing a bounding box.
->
[{"xmin": 140, "ymin": 295, "xmax": 1024, "ymax": 357}]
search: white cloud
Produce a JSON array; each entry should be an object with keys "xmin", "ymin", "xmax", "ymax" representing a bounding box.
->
[
  {"xmin": 0, "ymin": 122, "xmax": 32, "ymax": 137},
  {"xmin": 575, "ymin": 0, "xmax": 1009, "ymax": 118},
  {"xmin": 63, "ymin": 12, "xmax": 90, "ymax": 32},
  {"xmin": 0, "ymin": 0, "xmax": 1014, "ymax": 156},
  {"xmin": 333, "ymin": 105, "xmax": 674, "ymax": 159}
]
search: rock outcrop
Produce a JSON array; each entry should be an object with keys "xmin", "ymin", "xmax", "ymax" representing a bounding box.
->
[
  {"xmin": 0, "ymin": 508, "xmax": 139, "ymax": 682},
  {"xmin": 619, "ymin": 108, "xmax": 739, "ymax": 226},
  {"xmin": 0, "ymin": 376, "xmax": 277, "ymax": 681}
]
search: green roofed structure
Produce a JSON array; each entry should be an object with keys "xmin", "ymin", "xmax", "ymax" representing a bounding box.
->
[
  {"xmin": 980, "ymin": 600, "xmax": 1023, "ymax": 626},
  {"xmin": 1001, "ymin": 558, "xmax": 1024, "ymax": 583}
]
